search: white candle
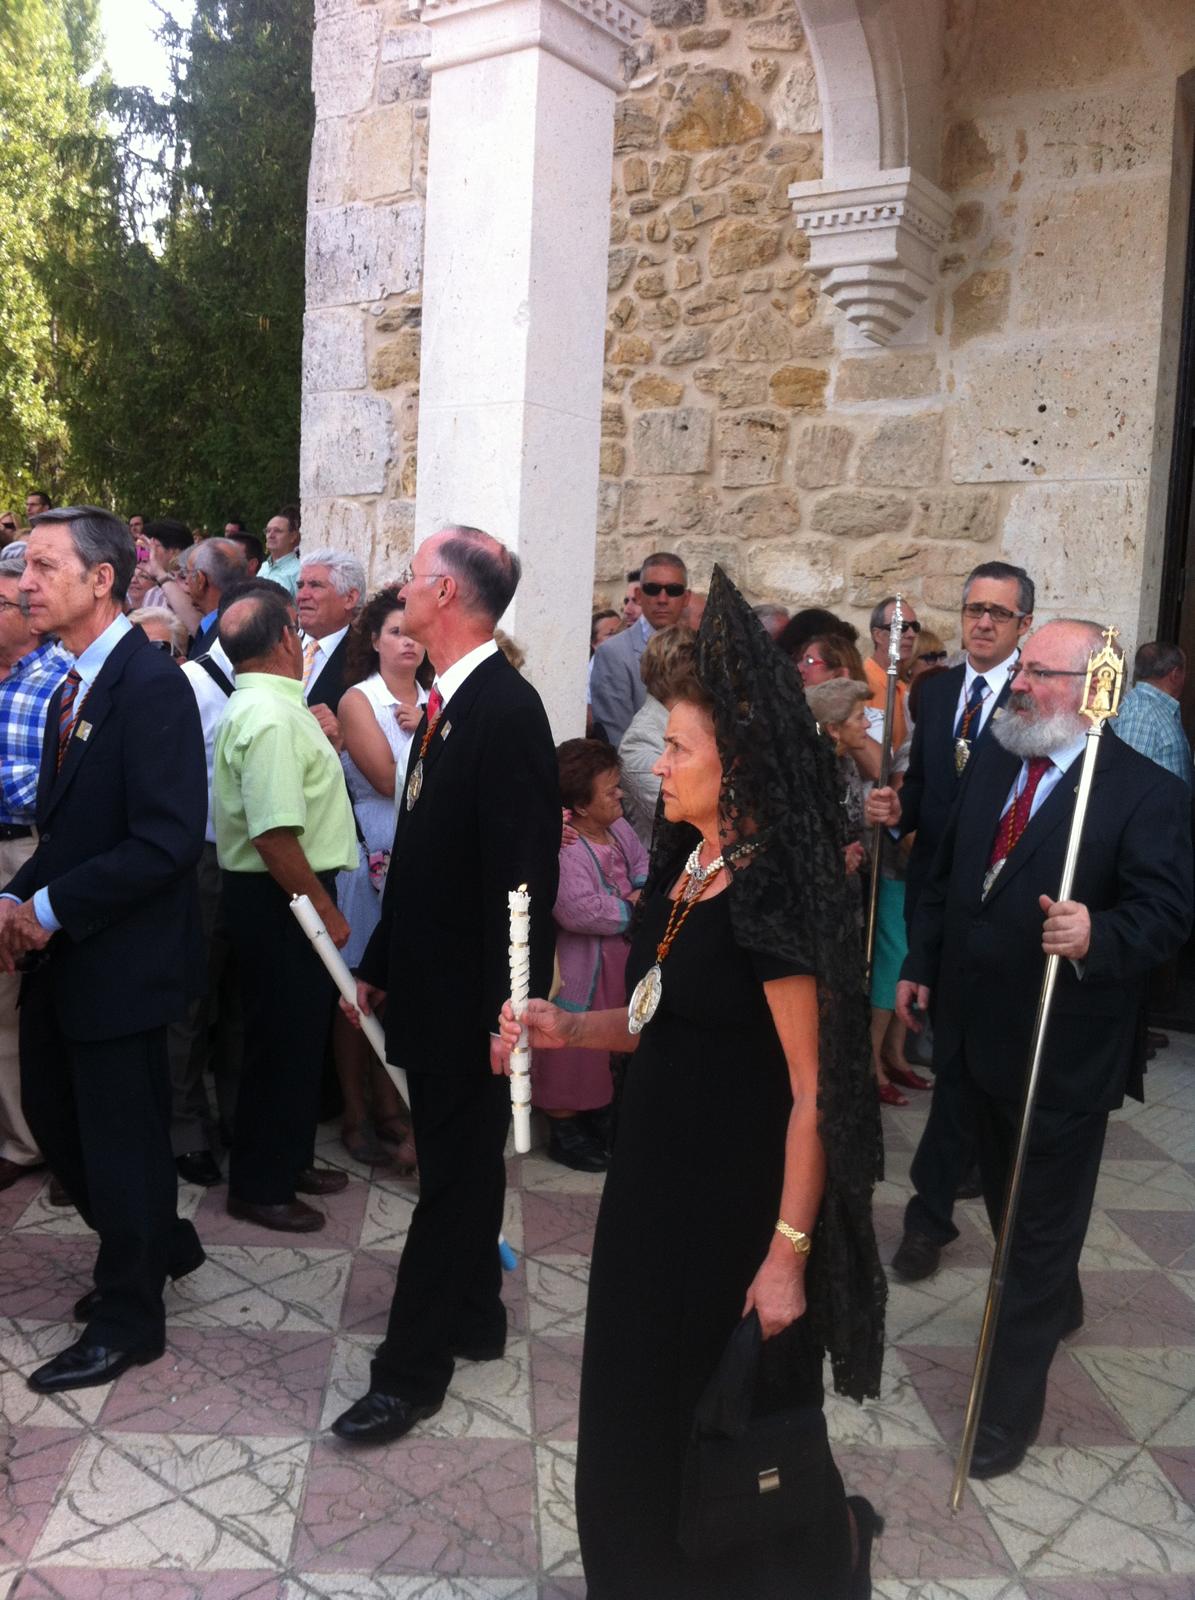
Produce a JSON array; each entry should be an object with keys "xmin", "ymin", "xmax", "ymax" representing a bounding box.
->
[{"xmin": 508, "ymin": 884, "xmax": 533, "ymax": 1154}]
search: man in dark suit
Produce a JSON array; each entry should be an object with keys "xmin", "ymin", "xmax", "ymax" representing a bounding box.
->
[
  {"xmin": 590, "ymin": 551, "xmax": 689, "ymax": 747},
  {"xmin": 297, "ymin": 546, "xmax": 363, "ymax": 724},
  {"xmin": 868, "ymin": 561, "xmax": 1034, "ymax": 1281},
  {"xmin": 0, "ymin": 507, "xmax": 207, "ymax": 1392},
  {"xmin": 333, "ymin": 525, "xmax": 560, "ymax": 1445},
  {"xmin": 898, "ymin": 619, "xmax": 1192, "ymax": 1479}
]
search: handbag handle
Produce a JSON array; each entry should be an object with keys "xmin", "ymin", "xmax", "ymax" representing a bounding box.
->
[{"xmin": 692, "ymin": 1312, "xmax": 762, "ymax": 1439}]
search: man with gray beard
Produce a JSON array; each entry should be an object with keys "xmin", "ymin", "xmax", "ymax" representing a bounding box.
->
[{"xmin": 897, "ymin": 619, "xmax": 1191, "ymax": 1481}]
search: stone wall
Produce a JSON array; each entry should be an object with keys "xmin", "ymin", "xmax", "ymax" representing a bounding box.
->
[{"xmin": 303, "ymin": 0, "xmax": 1195, "ymax": 650}]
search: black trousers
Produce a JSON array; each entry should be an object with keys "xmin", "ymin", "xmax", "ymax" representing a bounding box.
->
[
  {"xmin": 222, "ymin": 871, "xmax": 336, "ymax": 1206},
  {"xmin": 168, "ymin": 842, "xmax": 243, "ymax": 1156},
  {"xmin": 371, "ymin": 1062, "xmax": 510, "ymax": 1406},
  {"xmin": 19, "ymin": 968, "xmax": 198, "ymax": 1349},
  {"xmin": 903, "ymin": 1056, "xmax": 978, "ymax": 1246},
  {"xmin": 974, "ymin": 1082, "xmax": 1105, "ymax": 1435}
]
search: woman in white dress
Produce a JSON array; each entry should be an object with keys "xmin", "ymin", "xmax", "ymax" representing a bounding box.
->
[{"xmin": 334, "ymin": 585, "xmax": 432, "ymax": 1164}]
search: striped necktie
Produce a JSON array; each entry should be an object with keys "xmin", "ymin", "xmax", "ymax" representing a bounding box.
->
[
  {"xmin": 988, "ymin": 756, "xmax": 1052, "ymax": 869},
  {"xmin": 57, "ymin": 669, "xmax": 83, "ymax": 771}
]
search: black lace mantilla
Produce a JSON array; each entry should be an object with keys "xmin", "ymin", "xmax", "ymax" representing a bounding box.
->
[{"xmin": 645, "ymin": 565, "xmax": 886, "ymax": 1401}]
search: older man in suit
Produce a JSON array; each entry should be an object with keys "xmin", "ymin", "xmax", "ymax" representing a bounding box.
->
[
  {"xmin": 898, "ymin": 618, "xmax": 1192, "ymax": 1479},
  {"xmin": 333, "ymin": 525, "xmax": 560, "ymax": 1446},
  {"xmin": 868, "ymin": 561, "xmax": 1034, "ymax": 1281},
  {"xmin": 590, "ymin": 551, "xmax": 689, "ymax": 748},
  {"xmin": 0, "ymin": 507, "xmax": 207, "ymax": 1392}
]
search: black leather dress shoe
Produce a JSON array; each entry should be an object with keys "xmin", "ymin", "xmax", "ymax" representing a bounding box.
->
[
  {"xmin": 28, "ymin": 1336, "xmax": 164, "ymax": 1393},
  {"xmin": 294, "ymin": 1165, "xmax": 349, "ymax": 1196},
  {"xmin": 227, "ymin": 1195, "xmax": 325, "ymax": 1232},
  {"xmin": 176, "ymin": 1150, "xmax": 223, "ymax": 1186},
  {"xmin": 331, "ymin": 1390, "xmax": 442, "ymax": 1445},
  {"xmin": 891, "ymin": 1229, "xmax": 942, "ymax": 1282},
  {"xmin": 1061, "ymin": 1286, "xmax": 1084, "ymax": 1338},
  {"xmin": 969, "ymin": 1421, "xmax": 1037, "ymax": 1479},
  {"xmin": 74, "ymin": 1240, "xmax": 207, "ymax": 1321},
  {"xmin": 547, "ymin": 1116, "xmax": 608, "ymax": 1173}
]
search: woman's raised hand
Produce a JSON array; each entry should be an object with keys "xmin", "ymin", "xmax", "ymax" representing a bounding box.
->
[{"xmin": 498, "ymin": 997, "xmax": 576, "ymax": 1052}]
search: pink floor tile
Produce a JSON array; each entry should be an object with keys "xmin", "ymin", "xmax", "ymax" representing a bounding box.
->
[
  {"xmin": 1102, "ymin": 1119, "xmax": 1172, "ymax": 1159},
  {"xmin": 96, "ymin": 1327, "xmax": 333, "ymax": 1435},
  {"xmin": 529, "ymin": 1334, "xmax": 582, "ymax": 1440},
  {"xmin": 339, "ymin": 1248, "xmax": 401, "ymax": 1334},
  {"xmin": 521, "ymin": 1191, "xmax": 600, "ymax": 1257},
  {"xmin": 1026, "ymin": 1580, "xmax": 1195, "ymax": 1599},
  {"xmin": 900, "ymin": 1342, "xmax": 1134, "ymax": 1448},
  {"xmin": 295, "ymin": 1437, "xmax": 537, "ymax": 1576},
  {"xmin": 0, "ymin": 1165, "xmax": 47, "ymax": 1228},
  {"xmin": 11, "ymin": 1574, "xmax": 283, "ymax": 1598},
  {"xmin": 0, "ymin": 1431, "xmax": 82, "ymax": 1567},
  {"xmin": 192, "ymin": 1176, "xmax": 369, "ymax": 1250},
  {"xmin": 1105, "ymin": 1209, "xmax": 1195, "ymax": 1272},
  {"xmin": 0, "ymin": 1233, "xmax": 96, "ymax": 1321},
  {"xmin": 1151, "ymin": 1444, "xmax": 1195, "ymax": 1508},
  {"xmin": 834, "ymin": 1445, "xmax": 1013, "ymax": 1580},
  {"xmin": 1068, "ymin": 1268, "xmax": 1195, "ymax": 1346},
  {"xmin": 540, "ymin": 1582, "xmax": 587, "ymax": 1599}
]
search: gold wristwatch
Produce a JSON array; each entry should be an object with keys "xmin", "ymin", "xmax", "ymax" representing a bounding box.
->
[{"xmin": 775, "ymin": 1220, "xmax": 812, "ymax": 1257}]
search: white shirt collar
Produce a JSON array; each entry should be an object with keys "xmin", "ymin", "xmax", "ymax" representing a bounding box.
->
[
  {"xmin": 302, "ymin": 624, "xmax": 348, "ymax": 662},
  {"xmin": 964, "ymin": 648, "xmax": 1020, "ymax": 697},
  {"xmin": 1045, "ymin": 731, "xmax": 1088, "ymax": 776},
  {"xmin": 434, "ymin": 637, "xmax": 500, "ymax": 708},
  {"xmin": 73, "ymin": 613, "xmax": 133, "ymax": 689}
]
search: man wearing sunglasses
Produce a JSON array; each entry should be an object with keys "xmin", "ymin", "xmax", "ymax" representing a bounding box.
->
[
  {"xmin": 864, "ymin": 594, "xmax": 920, "ymax": 754},
  {"xmin": 590, "ymin": 551, "xmax": 689, "ymax": 747}
]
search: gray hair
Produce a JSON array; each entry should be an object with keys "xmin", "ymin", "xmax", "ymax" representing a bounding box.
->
[
  {"xmin": 641, "ymin": 550, "xmax": 688, "ymax": 583},
  {"xmin": 128, "ymin": 605, "xmax": 189, "ymax": 656},
  {"xmin": 300, "ymin": 546, "xmax": 366, "ymax": 615},
  {"xmin": 0, "ymin": 549, "xmax": 29, "ymax": 615},
  {"xmin": 963, "ymin": 560, "xmax": 1035, "ymax": 616},
  {"xmin": 31, "ymin": 506, "xmax": 136, "ymax": 601},
  {"xmin": 191, "ymin": 537, "xmax": 247, "ymax": 594},
  {"xmin": 436, "ymin": 526, "xmax": 521, "ymax": 623},
  {"xmin": 804, "ymin": 678, "xmax": 871, "ymax": 729}
]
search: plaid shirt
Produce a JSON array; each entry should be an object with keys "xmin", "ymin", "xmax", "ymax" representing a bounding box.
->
[
  {"xmin": 1113, "ymin": 681, "xmax": 1193, "ymax": 788},
  {"xmin": 0, "ymin": 640, "xmax": 72, "ymax": 824}
]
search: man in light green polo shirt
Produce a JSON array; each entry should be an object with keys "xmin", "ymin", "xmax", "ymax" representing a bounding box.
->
[
  {"xmin": 257, "ymin": 506, "xmax": 302, "ymax": 598},
  {"xmin": 214, "ymin": 583, "xmax": 358, "ymax": 1234}
]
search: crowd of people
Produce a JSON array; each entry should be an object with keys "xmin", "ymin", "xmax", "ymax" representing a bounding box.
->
[{"xmin": 0, "ymin": 497, "xmax": 1192, "ymax": 1597}]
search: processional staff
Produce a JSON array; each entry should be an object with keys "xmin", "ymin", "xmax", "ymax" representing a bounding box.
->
[
  {"xmin": 949, "ymin": 627, "xmax": 1126, "ymax": 1510},
  {"xmin": 863, "ymin": 592, "xmax": 903, "ymax": 983}
]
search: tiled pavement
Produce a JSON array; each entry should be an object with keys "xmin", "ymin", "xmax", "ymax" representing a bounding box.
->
[{"xmin": 2, "ymin": 1046, "xmax": 1194, "ymax": 1600}]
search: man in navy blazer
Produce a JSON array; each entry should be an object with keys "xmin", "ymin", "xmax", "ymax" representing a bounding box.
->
[
  {"xmin": 0, "ymin": 507, "xmax": 207, "ymax": 1393},
  {"xmin": 898, "ymin": 619, "xmax": 1192, "ymax": 1479},
  {"xmin": 590, "ymin": 551, "xmax": 689, "ymax": 747},
  {"xmin": 868, "ymin": 562, "xmax": 1034, "ymax": 1282}
]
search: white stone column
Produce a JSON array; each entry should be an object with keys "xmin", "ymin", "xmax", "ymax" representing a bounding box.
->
[{"xmin": 412, "ymin": 0, "xmax": 643, "ymax": 739}]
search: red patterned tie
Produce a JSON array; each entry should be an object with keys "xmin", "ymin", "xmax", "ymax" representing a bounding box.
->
[
  {"xmin": 56, "ymin": 668, "xmax": 83, "ymax": 772},
  {"xmin": 988, "ymin": 755, "xmax": 1051, "ymax": 869},
  {"xmin": 426, "ymin": 685, "xmax": 444, "ymax": 727}
]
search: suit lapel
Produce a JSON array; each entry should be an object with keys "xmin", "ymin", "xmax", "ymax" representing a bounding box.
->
[
  {"xmin": 983, "ymin": 741, "xmax": 1103, "ymax": 907},
  {"xmin": 972, "ymin": 673, "xmax": 1015, "ymax": 756},
  {"xmin": 41, "ymin": 631, "xmax": 140, "ymax": 822}
]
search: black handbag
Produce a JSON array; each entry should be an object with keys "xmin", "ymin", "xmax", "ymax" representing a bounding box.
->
[{"xmin": 677, "ymin": 1312, "xmax": 831, "ymax": 1559}]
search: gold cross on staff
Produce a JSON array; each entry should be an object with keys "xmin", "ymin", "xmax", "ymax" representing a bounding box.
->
[{"xmin": 1081, "ymin": 626, "xmax": 1126, "ymax": 725}]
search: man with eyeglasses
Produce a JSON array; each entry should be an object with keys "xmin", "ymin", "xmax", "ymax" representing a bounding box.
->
[
  {"xmin": 591, "ymin": 551, "xmax": 690, "ymax": 748},
  {"xmin": 0, "ymin": 546, "xmax": 71, "ymax": 1191},
  {"xmin": 894, "ymin": 619, "xmax": 1191, "ymax": 1480},
  {"xmin": 863, "ymin": 595, "xmax": 920, "ymax": 753},
  {"xmin": 867, "ymin": 561, "xmax": 1033, "ymax": 1285}
]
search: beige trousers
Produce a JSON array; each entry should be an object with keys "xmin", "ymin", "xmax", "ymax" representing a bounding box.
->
[{"xmin": 0, "ymin": 832, "xmax": 42, "ymax": 1165}]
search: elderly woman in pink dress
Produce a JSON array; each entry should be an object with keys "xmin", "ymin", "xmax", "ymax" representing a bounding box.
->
[{"xmin": 536, "ymin": 738, "xmax": 649, "ymax": 1172}]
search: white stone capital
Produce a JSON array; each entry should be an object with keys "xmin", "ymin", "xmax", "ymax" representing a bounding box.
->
[
  {"xmin": 789, "ymin": 166, "xmax": 952, "ymax": 346},
  {"xmin": 409, "ymin": 0, "xmax": 645, "ymax": 92}
]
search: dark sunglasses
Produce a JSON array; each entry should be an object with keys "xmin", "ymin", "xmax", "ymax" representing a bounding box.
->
[
  {"xmin": 877, "ymin": 619, "xmax": 921, "ymax": 635},
  {"xmin": 641, "ymin": 581, "xmax": 686, "ymax": 598},
  {"xmin": 919, "ymin": 650, "xmax": 947, "ymax": 665}
]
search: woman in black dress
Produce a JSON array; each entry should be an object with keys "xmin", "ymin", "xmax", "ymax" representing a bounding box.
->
[{"xmin": 502, "ymin": 568, "xmax": 887, "ymax": 1598}]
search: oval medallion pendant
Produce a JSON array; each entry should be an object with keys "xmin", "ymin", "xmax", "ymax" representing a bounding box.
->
[
  {"xmin": 405, "ymin": 758, "xmax": 424, "ymax": 812},
  {"xmin": 627, "ymin": 963, "xmax": 663, "ymax": 1036}
]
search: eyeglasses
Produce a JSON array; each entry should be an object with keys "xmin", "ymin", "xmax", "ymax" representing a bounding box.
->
[
  {"xmin": 799, "ymin": 656, "xmax": 828, "ymax": 669},
  {"xmin": 1015, "ymin": 666, "xmax": 1086, "ymax": 682},
  {"xmin": 877, "ymin": 619, "xmax": 921, "ymax": 635},
  {"xmin": 919, "ymin": 651, "xmax": 948, "ymax": 665},
  {"xmin": 396, "ymin": 563, "xmax": 447, "ymax": 588},
  {"xmin": 961, "ymin": 602, "xmax": 1027, "ymax": 624},
  {"xmin": 640, "ymin": 581, "xmax": 686, "ymax": 598}
]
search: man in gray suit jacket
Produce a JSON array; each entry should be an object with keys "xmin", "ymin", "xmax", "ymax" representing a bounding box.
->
[{"xmin": 590, "ymin": 551, "xmax": 689, "ymax": 747}]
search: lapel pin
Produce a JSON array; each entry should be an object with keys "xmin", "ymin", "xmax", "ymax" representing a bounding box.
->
[
  {"xmin": 440, "ymin": 720, "xmax": 452, "ymax": 741},
  {"xmin": 76, "ymin": 721, "xmax": 92, "ymax": 742}
]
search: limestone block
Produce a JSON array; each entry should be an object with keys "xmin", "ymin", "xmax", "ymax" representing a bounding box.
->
[
  {"xmin": 913, "ymin": 490, "xmax": 998, "ymax": 544},
  {"xmin": 768, "ymin": 366, "xmax": 827, "ymax": 409},
  {"xmin": 694, "ymin": 366, "xmax": 767, "ymax": 407},
  {"xmin": 1016, "ymin": 179, "xmax": 1169, "ymax": 331},
  {"xmin": 630, "ymin": 374, "xmax": 685, "ymax": 406},
  {"xmin": 745, "ymin": 540, "xmax": 842, "ymax": 606},
  {"xmin": 668, "ymin": 194, "xmax": 726, "ymax": 230},
  {"xmin": 376, "ymin": 303, "xmax": 421, "ymax": 334},
  {"xmin": 950, "ymin": 203, "xmax": 985, "ymax": 243},
  {"xmin": 949, "ymin": 0, "xmax": 1148, "ymax": 99},
  {"xmin": 370, "ymin": 331, "xmax": 421, "ymax": 389},
  {"xmin": 855, "ymin": 413, "xmax": 944, "ymax": 488},
  {"xmin": 676, "ymin": 538, "xmax": 745, "ymax": 585},
  {"xmin": 774, "ymin": 57, "xmax": 820, "ymax": 136},
  {"xmin": 1026, "ymin": 83, "xmax": 1175, "ymax": 181},
  {"xmin": 635, "ymin": 268, "xmax": 669, "ymax": 298},
  {"xmin": 608, "ymin": 248, "xmax": 638, "ymax": 291},
  {"xmin": 351, "ymin": 105, "xmax": 414, "ymax": 201},
  {"xmin": 789, "ymin": 320, "xmax": 835, "ymax": 359},
  {"xmin": 381, "ymin": 25, "xmax": 432, "ymax": 61},
  {"xmin": 683, "ymin": 285, "xmax": 741, "ymax": 324},
  {"xmin": 652, "ymin": 0, "xmax": 705, "ymax": 23},
  {"xmin": 398, "ymin": 454, "xmax": 417, "ymax": 498},
  {"xmin": 307, "ymin": 203, "xmax": 423, "ymax": 309},
  {"xmin": 377, "ymin": 498, "xmax": 416, "ymax": 574},
  {"xmin": 609, "ymin": 334, "xmax": 655, "ymax": 364},
  {"xmin": 308, "ymin": 117, "xmax": 354, "ymax": 210},
  {"xmin": 792, "ymin": 423, "xmax": 852, "ymax": 488},
  {"xmin": 633, "ymin": 407, "xmax": 714, "ymax": 474},
  {"xmin": 663, "ymin": 70, "xmax": 768, "ymax": 152},
  {"xmin": 301, "ymin": 392, "xmax": 393, "ymax": 499},
  {"xmin": 676, "ymin": 259, "xmax": 702, "ymax": 290},
  {"xmin": 721, "ymin": 487, "xmax": 801, "ymax": 541},
  {"xmin": 652, "ymin": 154, "xmax": 691, "ymax": 198},
  {"xmin": 835, "ymin": 353, "xmax": 939, "ymax": 403},
  {"xmin": 304, "ymin": 497, "xmax": 374, "ymax": 569},
  {"xmin": 622, "ymin": 477, "xmax": 721, "ymax": 537},
  {"xmin": 709, "ymin": 219, "xmax": 781, "ymax": 277},
  {"xmin": 746, "ymin": 8, "xmax": 802, "ymax": 49},
  {"xmin": 922, "ymin": 560, "xmax": 990, "ymax": 608},
  {"xmin": 733, "ymin": 306, "xmax": 793, "ymax": 361},
  {"xmin": 641, "ymin": 297, "xmax": 681, "ymax": 331},
  {"xmin": 941, "ymin": 120, "xmax": 1005, "ymax": 190},
  {"xmin": 1001, "ymin": 480, "xmax": 1146, "ymax": 617},
  {"xmin": 594, "ymin": 535, "xmax": 626, "ymax": 582},
  {"xmin": 379, "ymin": 61, "xmax": 430, "ymax": 104},
  {"xmin": 615, "ymin": 101, "xmax": 661, "ymax": 154},
  {"xmin": 660, "ymin": 329, "xmax": 711, "ymax": 364},
  {"xmin": 847, "ymin": 542, "xmax": 931, "ymax": 607},
  {"xmin": 719, "ymin": 0, "xmax": 771, "ymax": 16},
  {"xmin": 624, "ymin": 157, "xmax": 649, "ymax": 193},
  {"xmin": 596, "ymin": 479, "xmax": 622, "ymax": 534},
  {"xmin": 809, "ymin": 492, "xmax": 912, "ymax": 538},
  {"xmin": 600, "ymin": 441, "xmax": 626, "ymax": 475},
  {"xmin": 679, "ymin": 27, "xmax": 731, "ymax": 48},
  {"xmin": 302, "ymin": 310, "xmax": 367, "ymax": 394},
  {"xmin": 602, "ymin": 403, "xmax": 626, "ymax": 437},
  {"xmin": 717, "ymin": 410, "xmax": 788, "ymax": 487},
  {"xmin": 312, "ymin": 11, "xmax": 382, "ymax": 118},
  {"xmin": 951, "ymin": 332, "xmax": 1158, "ymax": 483},
  {"xmin": 951, "ymin": 271, "xmax": 1010, "ymax": 347}
]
